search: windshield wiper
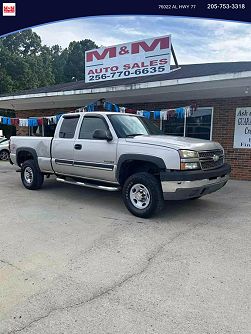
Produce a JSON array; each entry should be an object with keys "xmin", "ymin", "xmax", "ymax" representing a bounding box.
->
[{"xmin": 126, "ymin": 133, "xmax": 145, "ymax": 138}]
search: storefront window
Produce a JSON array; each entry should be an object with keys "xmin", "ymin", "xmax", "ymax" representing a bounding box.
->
[
  {"xmin": 28, "ymin": 123, "xmax": 57, "ymax": 137},
  {"xmin": 0, "ymin": 110, "xmax": 16, "ymax": 138},
  {"xmin": 163, "ymin": 117, "xmax": 184, "ymax": 137},
  {"xmin": 29, "ymin": 125, "xmax": 43, "ymax": 136},
  {"xmin": 186, "ymin": 108, "xmax": 213, "ymax": 140},
  {"xmin": 44, "ymin": 124, "xmax": 57, "ymax": 137},
  {"xmin": 163, "ymin": 107, "xmax": 213, "ymax": 140}
]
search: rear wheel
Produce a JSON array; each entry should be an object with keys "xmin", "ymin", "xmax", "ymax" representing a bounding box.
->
[
  {"xmin": 21, "ymin": 160, "xmax": 44, "ymax": 190},
  {"xmin": 122, "ymin": 172, "xmax": 164, "ymax": 218},
  {"xmin": 0, "ymin": 150, "xmax": 9, "ymax": 161}
]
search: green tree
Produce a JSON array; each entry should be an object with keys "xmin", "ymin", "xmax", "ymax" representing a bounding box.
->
[
  {"xmin": 64, "ymin": 39, "xmax": 98, "ymax": 82},
  {"xmin": 0, "ymin": 30, "xmax": 55, "ymax": 93},
  {"xmin": 50, "ymin": 45, "xmax": 68, "ymax": 83},
  {"xmin": 0, "ymin": 30, "xmax": 98, "ymax": 94},
  {"xmin": 36, "ymin": 45, "xmax": 55, "ymax": 86},
  {"xmin": 2, "ymin": 29, "xmax": 42, "ymax": 57}
]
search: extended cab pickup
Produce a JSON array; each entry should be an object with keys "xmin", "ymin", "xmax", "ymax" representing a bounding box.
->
[{"xmin": 10, "ymin": 112, "xmax": 231, "ymax": 218}]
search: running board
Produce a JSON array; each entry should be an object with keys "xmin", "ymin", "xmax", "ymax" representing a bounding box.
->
[{"xmin": 56, "ymin": 177, "xmax": 120, "ymax": 192}]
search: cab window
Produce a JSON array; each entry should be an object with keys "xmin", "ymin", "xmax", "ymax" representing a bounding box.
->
[
  {"xmin": 79, "ymin": 117, "xmax": 108, "ymax": 139},
  {"xmin": 59, "ymin": 116, "xmax": 79, "ymax": 139}
]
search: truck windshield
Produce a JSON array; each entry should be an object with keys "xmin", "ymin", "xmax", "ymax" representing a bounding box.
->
[{"xmin": 108, "ymin": 114, "xmax": 164, "ymax": 138}]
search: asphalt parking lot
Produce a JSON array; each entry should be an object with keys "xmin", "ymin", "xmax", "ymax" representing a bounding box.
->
[{"xmin": 0, "ymin": 161, "xmax": 250, "ymax": 334}]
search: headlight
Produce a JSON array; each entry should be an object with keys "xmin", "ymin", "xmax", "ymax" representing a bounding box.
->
[
  {"xmin": 180, "ymin": 162, "xmax": 200, "ymax": 170},
  {"xmin": 179, "ymin": 150, "xmax": 198, "ymax": 158}
]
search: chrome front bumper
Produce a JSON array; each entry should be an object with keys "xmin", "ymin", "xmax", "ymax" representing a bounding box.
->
[{"xmin": 160, "ymin": 164, "xmax": 231, "ymax": 200}]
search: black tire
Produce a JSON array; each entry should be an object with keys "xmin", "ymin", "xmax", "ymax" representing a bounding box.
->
[
  {"xmin": 122, "ymin": 172, "xmax": 164, "ymax": 218},
  {"xmin": 0, "ymin": 150, "xmax": 9, "ymax": 161},
  {"xmin": 21, "ymin": 159, "xmax": 44, "ymax": 190}
]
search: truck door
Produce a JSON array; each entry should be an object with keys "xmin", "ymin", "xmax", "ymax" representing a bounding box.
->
[
  {"xmin": 73, "ymin": 115, "xmax": 117, "ymax": 183},
  {"xmin": 51, "ymin": 114, "xmax": 80, "ymax": 175}
]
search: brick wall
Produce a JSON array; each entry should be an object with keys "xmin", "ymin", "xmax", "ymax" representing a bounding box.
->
[{"xmin": 15, "ymin": 96, "xmax": 251, "ymax": 180}]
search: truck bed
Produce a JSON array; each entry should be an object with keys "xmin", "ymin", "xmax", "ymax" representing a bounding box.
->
[{"xmin": 10, "ymin": 136, "xmax": 53, "ymax": 172}]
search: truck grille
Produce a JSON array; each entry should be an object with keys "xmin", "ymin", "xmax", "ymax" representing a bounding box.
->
[{"xmin": 198, "ymin": 149, "xmax": 224, "ymax": 170}]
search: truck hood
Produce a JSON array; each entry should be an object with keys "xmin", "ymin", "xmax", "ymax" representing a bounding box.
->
[{"xmin": 125, "ymin": 135, "xmax": 222, "ymax": 151}]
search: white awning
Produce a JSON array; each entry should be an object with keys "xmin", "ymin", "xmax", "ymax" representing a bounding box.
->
[{"xmin": 0, "ymin": 71, "xmax": 251, "ymax": 110}]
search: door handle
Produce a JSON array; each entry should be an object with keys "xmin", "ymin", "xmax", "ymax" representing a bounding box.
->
[{"xmin": 74, "ymin": 144, "xmax": 82, "ymax": 150}]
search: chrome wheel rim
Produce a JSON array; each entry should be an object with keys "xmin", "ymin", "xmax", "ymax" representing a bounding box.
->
[
  {"xmin": 0, "ymin": 151, "xmax": 9, "ymax": 161},
  {"xmin": 24, "ymin": 167, "xmax": 33, "ymax": 184},
  {"xmin": 129, "ymin": 183, "xmax": 151, "ymax": 209}
]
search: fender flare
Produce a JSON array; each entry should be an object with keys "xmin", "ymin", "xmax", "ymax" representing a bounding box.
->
[
  {"xmin": 16, "ymin": 147, "xmax": 40, "ymax": 170},
  {"xmin": 116, "ymin": 154, "xmax": 166, "ymax": 180}
]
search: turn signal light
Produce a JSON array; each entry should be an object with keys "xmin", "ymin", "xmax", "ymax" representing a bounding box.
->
[{"xmin": 180, "ymin": 162, "xmax": 200, "ymax": 170}]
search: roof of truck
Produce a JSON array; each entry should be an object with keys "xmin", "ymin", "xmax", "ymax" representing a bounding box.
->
[{"xmin": 65, "ymin": 111, "xmax": 137, "ymax": 116}]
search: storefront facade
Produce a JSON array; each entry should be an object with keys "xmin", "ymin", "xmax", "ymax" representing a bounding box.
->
[{"xmin": 0, "ymin": 62, "xmax": 250, "ymax": 180}]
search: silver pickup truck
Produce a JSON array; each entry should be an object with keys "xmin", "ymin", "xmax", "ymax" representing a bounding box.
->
[{"xmin": 10, "ymin": 111, "xmax": 231, "ymax": 218}]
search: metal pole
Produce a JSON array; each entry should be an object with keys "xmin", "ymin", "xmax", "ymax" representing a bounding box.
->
[
  {"xmin": 183, "ymin": 108, "xmax": 186, "ymax": 137},
  {"xmin": 171, "ymin": 44, "xmax": 179, "ymax": 69}
]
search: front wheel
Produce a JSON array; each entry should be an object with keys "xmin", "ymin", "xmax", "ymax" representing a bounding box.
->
[
  {"xmin": 21, "ymin": 160, "xmax": 44, "ymax": 190},
  {"xmin": 122, "ymin": 172, "xmax": 164, "ymax": 218},
  {"xmin": 0, "ymin": 150, "xmax": 9, "ymax": 161}
]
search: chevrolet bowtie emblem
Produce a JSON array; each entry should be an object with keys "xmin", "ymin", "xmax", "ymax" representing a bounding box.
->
[{"xmin": 213, "ymin": 154, "xmax": 219, "ymax": 162}]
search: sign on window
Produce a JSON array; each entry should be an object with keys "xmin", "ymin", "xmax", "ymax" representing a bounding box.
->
[
  {"xmin": 234, "ymin": 107, "xmax": 251, "ymax": 148},
  {"xmin": 85, "ymin": 35, "xmax": 171, "ymax": 83}
]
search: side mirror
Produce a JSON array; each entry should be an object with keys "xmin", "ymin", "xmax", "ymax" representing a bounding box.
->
[{"xmin": 93, "ymin": 129, "xmax": 113, "ymax": 141}]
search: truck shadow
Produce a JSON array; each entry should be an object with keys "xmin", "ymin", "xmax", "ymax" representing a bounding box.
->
[{"xmin": 41, "ymin": 177, "xmax": 232, "ymax": 223}]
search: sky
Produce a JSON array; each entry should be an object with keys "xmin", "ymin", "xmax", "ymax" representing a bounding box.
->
[{"xmin": 33, "ymin": 15, "xmax": 251, "ymax": 64}]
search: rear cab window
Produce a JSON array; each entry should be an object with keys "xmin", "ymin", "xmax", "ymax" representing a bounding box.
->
[{"xmin": 59, "ymin": 115, "xmax": 80, "ymax": 139}]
